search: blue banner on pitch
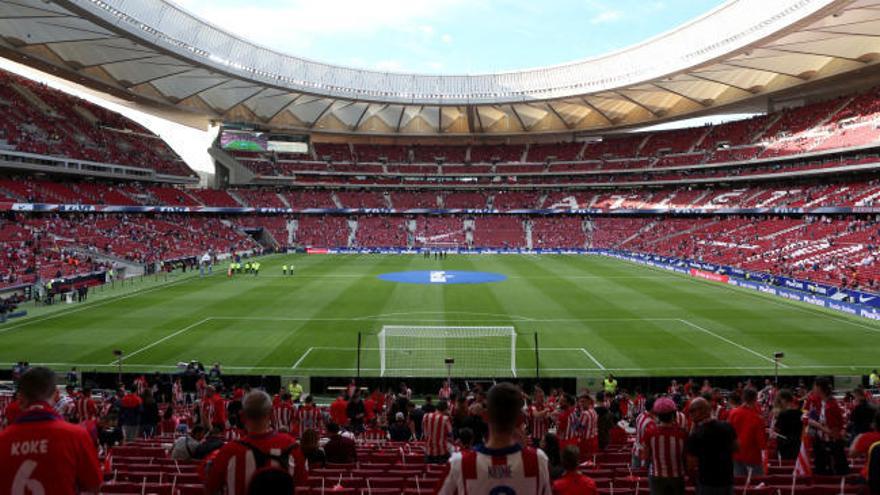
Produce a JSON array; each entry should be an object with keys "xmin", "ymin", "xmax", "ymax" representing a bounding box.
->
[{"xmin": 377, "ymin": 270, "xmax": 508, "ymax": 285}]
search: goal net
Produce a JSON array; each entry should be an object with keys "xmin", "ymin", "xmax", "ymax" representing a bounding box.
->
[{"xmin": 377, "ymin": 326, "xmax": 517, "ymax": 377}]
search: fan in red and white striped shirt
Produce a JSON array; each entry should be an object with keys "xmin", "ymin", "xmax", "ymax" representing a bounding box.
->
[
  {"xmin": 200, "ymin": 394, "xmax": 215, "ymax": 428},
  {"xmin": 438, "ymin": 382, "xmax": 453, "ymax": 401},
  {"xmin": 577, "ymin": 394, "xmax": 599, "ymax": 459},
  {"xmin": 75, "ymin": 388, "xmax": 98, "ymax": 422},
  {"xmin": 172, "ymin": 379, "xmax": 184, "ymax": 404},
  {"xmin": 642, "ymin": 398, "xmax": 688, "ymax": 480},
  {"xmin": 553, "ymin": 394, "xmax": 579, "ymax": 448},
  {"xmin": 273, "ymin": 393, "xmax": 295, "ymax": 432},
  {"xmin": 675, "ymin": 410, "xmax": 691, "ymax": 433},
  {"xmin": 295, "ymin": 395, "xmax": 322, "ymax": 437},
  {"xmin": 134, "ymin": 375, "xmax": 148, "ymax": 396},
  {"xmin": 527, "ymin": 388, "xmax": 551, "ymax": 443},
  {"xmin": 632, "ymin": 399, "xmax": 656, "ymax": 466},
  {"xmin": 423, "ymin": 400, "xmax": 452, "ymax": 460}
]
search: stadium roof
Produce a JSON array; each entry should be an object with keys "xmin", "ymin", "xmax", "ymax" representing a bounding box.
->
[{"xmin": 3, "ymin": 0, "xmax": 880, "ymax": 136}]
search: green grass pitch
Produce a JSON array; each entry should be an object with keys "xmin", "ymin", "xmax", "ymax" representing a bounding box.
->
[{"xmin": 1, "ymin": 253, "xmax": 878, "ymax": 378}]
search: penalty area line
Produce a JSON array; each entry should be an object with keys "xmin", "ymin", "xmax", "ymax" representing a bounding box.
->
[
  {"xmin": 677, "ymin": 319, "xmax": 787, "ymax": 368},
  {"xmin": 580, "ymin": 348, "xmax": 606, "ymax": 371},
  {"xmin": 109, "ymin": 317, "xmax": 212, "ymax": 365},
  {"xmin": 291, "ymin": 347, "xmax": 314, "ymax": 370}
]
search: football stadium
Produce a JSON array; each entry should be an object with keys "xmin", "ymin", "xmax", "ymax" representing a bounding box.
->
[{"xmin": 1, "ymin": 0, "xmax": 880, "ymax": 493}]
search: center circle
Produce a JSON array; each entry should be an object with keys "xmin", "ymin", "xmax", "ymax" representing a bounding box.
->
[{"xmin": 377, "ymin": 270, "xmax": 508, "ymax": 285}]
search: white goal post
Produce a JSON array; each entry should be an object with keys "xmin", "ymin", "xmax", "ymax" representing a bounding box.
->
[{"xmin": 377, "ymin": 326, "xmax": 517, "ymax": 377}]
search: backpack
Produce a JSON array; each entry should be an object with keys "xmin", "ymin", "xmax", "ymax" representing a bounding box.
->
[{"xmin": 236, "ymin": 440, "xmax": 298, "ymax": 492}]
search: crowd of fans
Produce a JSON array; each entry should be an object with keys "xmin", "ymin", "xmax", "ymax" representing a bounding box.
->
[
  {"xmin": 1, "ymin": 178, "xmax": 878, "ymax": 211},
  {"xmin": 0, "ymin": 213, "xmax": 259, "ymax": 288},
  {"xmin": 227, "ymin": 85, "xmax": 880, "ymax": 186},
  {"xmin": 0, "ymin": 70, "xmax": 194, "ymax": 177},
  {"xmin": 2, "ymin": 367, "xmax": 880, "ymax": 494}
]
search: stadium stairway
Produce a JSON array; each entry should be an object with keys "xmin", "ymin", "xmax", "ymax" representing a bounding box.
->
[{"xmin": 89, "ymin": 434, "xmax": 868, "ymax": 495}]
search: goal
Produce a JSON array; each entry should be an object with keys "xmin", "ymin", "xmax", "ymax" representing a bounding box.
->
[{"xmin": 377, "ymin": 326, "xmax": 517, "ymax": 377}]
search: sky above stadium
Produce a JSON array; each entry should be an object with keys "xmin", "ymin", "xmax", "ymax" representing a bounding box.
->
[{"xmin": 172, "ymin": 0, "xmax": 726, "ymax": 74}]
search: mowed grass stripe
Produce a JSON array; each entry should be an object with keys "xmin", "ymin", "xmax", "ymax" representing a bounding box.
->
[
  {"xmin": 2, "ymin": 254, "xmax": 878, "ymax": 377},
  {"xmin": 108, "ymin": 254, "xmax": 357, "ymax": 369},
  {"xmin": 601, "ymin": 256, "xmax": 880, "ymax": 368}
]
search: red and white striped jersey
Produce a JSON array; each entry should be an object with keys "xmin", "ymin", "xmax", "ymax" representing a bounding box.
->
[
  {"xmin": 172, "ymin": 382, "xmax": 184, "ymax": 403},
  {"xmin": 527, "ymin": 403, "xmax": 551, "ymax": 440},
  {"xmin": 438, "ymin": 385, "xmax": 452, "ymax": 401},
  {"xmin": 203, "ymin": 432, "xmax": 307, "ymax": 495},
  {"xmin": 225, "ymin": 428, "xmax": 244, "ymax": 441},
  {"xmin": 196, "ymin": 379, "xmax": 207, "ymax": 399},
  {"xmin": 812, "ymin": 399, "xmax": 844, "ymax": 442},
  {"xmin": 438, "ymin": 444, "xmax": 551, "ymax": 495},
  {"xmin": 273, "ymin": 403, "xmax": 295, "ymax": 432},
  {"xmin": 295, "ymin": 405, "xmax": 322, "ymax": 435},
  {"xmin": 578, "ymin": 407, "xmax": 598, "ymax": 440},
  {"xmin": 675, "ymin": 411, "xmax": 691, "ymax": 432},
  {"xmin": 643, "ymin": 424, "xmax": 688, "ymax": 479},
  {"xmin": 134, "ymin": 376, "xmax": 148, "ymax": 396},
  {"xmin": 201, "ymin": 398, "xmax": 215, "ymax": 426},
  {"xmin": 75, "ymin": 396, "xmax": 97, "ymax": 422},
  {"xmin": 633, "ymin": 411, "xmax": 655, "ymax": 456},
  {"xmin": 633, "ymin": 395, "xmax": 646, "ymax": 416},
  {"xmin": 422, "ymin": 411, "xmax": 452, "ymax": 457},
  {"xmin": 556, "ymin": 408, "xmax": 578, "ymax": 441}
]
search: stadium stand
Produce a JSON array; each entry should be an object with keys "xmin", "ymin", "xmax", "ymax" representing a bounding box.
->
[
  {"xmin": 0, "ymin": 370, "xmax": 872, "ymax": 495},
  {"xmin": 1, "ymin": 33, "xmax": 880, "ymax": 495},
  {"xmin": 0, "ymin": 71, "xmax": 194, "ymax": 178}
]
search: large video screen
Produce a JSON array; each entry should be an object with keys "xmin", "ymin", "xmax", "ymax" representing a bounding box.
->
[
  {"xmin": 220, "ymin": 130, "xmax": 309, "ymax": 154},
  {"xmin": 220, "ymin": 130, "xmax": 268, "ymax": 152}
]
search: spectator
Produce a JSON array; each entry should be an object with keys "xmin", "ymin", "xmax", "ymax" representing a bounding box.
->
[
  {"xmin": 330, "ymin": 394, "xmax": 348, "ymax": 427},
  {"xmin": 727, "ymin": 388, "xmax": 766, "ymax": 476},
  {"xmin": 439, "ymin": 382, "xmax": 551, "ymax": 494},
  {"xmin": 849, "ymin": 412, "xmax": 880, "ymax": 481},
  {"xmin": 773, "ymin": 389, "xmax": 803, "ymax": 460},
  {"xmin": 171, "ymin": 424, "xmax": 205, "ymax": 461},
  {"xmin": 300, "ymin": 428, "xmax": 326, "ymax": 468},
  {"xmin": 389, "ymin": 412, "xmax": 413, "ymax": 441},
  {"xmin": 118, "ymin": 387, "xmax": 143, "ymax": 441},
  {"xmin": 686, "ymin": 397, "xmax": 738, "ymax": 495},
  {"xmin": 642, "ymin": 397, "xmax": 688, "ymax": 495},
  {"xmin": 541, "ymin": 433, "xmax": 564, "ymax": 480},
  {"xmin": 346, "ymin": 391, "xmax": 366, "ymax": 432},
  {"xmin": 808, "ymin": 378, "xmax": 848, "ymax": 475},
  {"xmin": 140, "ymin": 389, "xmax": 160, "ymax": 437},
  {"xmin": 194, "ymin": 425, "xmax": 226, "ymax": 459},
  {"xmin": 456, "ymin": 427, "xmax": 475, "ymax": 452},
  {"xmin": 633, "ymin": 396, "xmax": 656, "ymax": 468},
  {"xmin": 0, "ymin": 367, "xmax": 102, "ymax": 495},
  {"xmin": 3, "ymin": 392, "xmax": 22, "ymax": 424},
  {"xmin": 323, "ymin": 422, "xmax": 357, "ymax": 464},
  {"xmin": 553, "ymin": 445, "xmax": 598, "ymax": 495},
  {"xmin": 97, "ymin": 414, "xmax": 123, "ymax": 450},
  {"xmin": 424, "ymin": 399, "xmax": 453, "ymax": 463},
  {"xmin": 160, "ymin": 405, "xmax": 179, "ymax": 435},
  {"xmin": 287, "ymin": 379, "xmax": 303, "ymax": 402},
  {"xmin": 204, "ymin": 390, "xmax": 306, "ymax": 495},
  {"xmin": 850, "ymin": 391, "xmax": 876, "ymax": 437}
]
